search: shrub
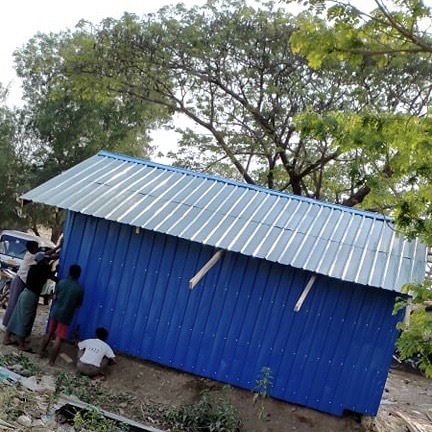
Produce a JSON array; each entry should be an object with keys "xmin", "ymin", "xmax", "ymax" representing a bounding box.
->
[
  {"xmin": 394, "ymin": 281, "xmax": 432, "ymax": 378},
  {"xmin": 163, "ymin": 386, "xmax": 242, "ymax": 431}
]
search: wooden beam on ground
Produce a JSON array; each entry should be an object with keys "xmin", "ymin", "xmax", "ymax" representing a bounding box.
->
[
  {"xmin": 189, "ymin": 250, "xmax": 224, "ymax": 289},
  {"xmin": 293, "ymin": 275, "xmax": 317, "ymax": 312},
  {"xmin": 394, "ymin": 411, "xmax": 429, "ymax": 432},
  {"xmin": 57, "ymin": 394, "xmax": 163, "ymax": 432}
]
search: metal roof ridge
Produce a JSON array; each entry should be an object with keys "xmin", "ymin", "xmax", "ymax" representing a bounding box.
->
[{"xmin": 97, "ymin": 150, "xmax": 390, "ymax": 223}]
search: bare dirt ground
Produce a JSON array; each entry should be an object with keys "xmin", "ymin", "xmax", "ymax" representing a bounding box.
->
[{"xmin": 1, "ymin": 303, "xmax": 432, "ymax": 432}]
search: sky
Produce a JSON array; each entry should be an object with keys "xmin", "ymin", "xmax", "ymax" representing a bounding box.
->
[
  {"xmin": 0, "ymin": 0, "xmax": 207, "ymax": 107},
  {"xmin": 0, "ymin": 0, "xmax": 210, "ymax": 159}
]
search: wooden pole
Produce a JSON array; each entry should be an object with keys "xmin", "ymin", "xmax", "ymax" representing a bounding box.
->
[
  {"xmin": 189, "ymin": 250, "xmax": 224, "ymax": 289},
  {"xmin": 293, "ymin": 275, "xmax": 317, "ymax": 312}
]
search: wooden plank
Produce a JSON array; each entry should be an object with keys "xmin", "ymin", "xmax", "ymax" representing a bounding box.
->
[
  {"xmin": 293, "ymin": 275, "xmax": 317, "ymax": 312},
  {"xmin": 394, "ymin": 411, "xmax": 429, "ymax": 432},
  {"xmin": 189, "ymin": 250, "xmax": 224, "ymax": 289},
  {"xmin": 59, "ymin": 353, "xmax": 74, "ymax": 364},
  {"xmin": 57, "ymin": 394, "xmax": 163, "ymax": 432},
  {"xmin": 404, "ymin": 298, "xmax": 413, "ymax": 326}
]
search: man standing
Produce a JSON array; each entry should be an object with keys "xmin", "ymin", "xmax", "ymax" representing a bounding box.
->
[
  {"xmin": 3, "ymin": 252, "xmax": 56, "ymax": 351},
  {"xmin": 2, "ymin": 241, "xmax": 39, "ymax": 328},
  {"xmin": 40, "ymin": 264, "xmax": 84, "ymax": 365},
  {"xmin": 2, "ymin": 237, "xmax": 62, "ymax": 329}
]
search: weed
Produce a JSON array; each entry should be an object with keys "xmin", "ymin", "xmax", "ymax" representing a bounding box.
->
[
  {"xmin": 74, "ymin": 409, "xmax": 127, "ymax": 432},
  {"xmin": 0, "ymin": 382, "xmax": 41, "ymax": 422},
  {"xmin": 252, "ymin": 366, "xmax": 273, "ymax": 420},
  {"xmin": 55, "ymin": 371, "xmax": 130, "ymax": 412},
  {"xmin": 0, "ymin": 352, "xmax": 42, "ymax": 377},
  {"xmin": 163, "ymin": 385, "xmax": 242, "ymax": 431},
  {"xmin": 394, "ymin": 281, "xmax": 432, "ymax": 378}
]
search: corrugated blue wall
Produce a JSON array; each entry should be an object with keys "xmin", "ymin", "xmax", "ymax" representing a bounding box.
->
[{"xmin": 60, "ymin": 211, "xmax": 403, "ymax": 416}]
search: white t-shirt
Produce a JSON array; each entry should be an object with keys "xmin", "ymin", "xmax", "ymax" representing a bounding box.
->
[
  {"xmin": 78, "ymin": 338, "xmax": 115, "ymax": 367},
  {"xmin": 17, "ymin": 252, "xmax": 36, "ymax": 283}
]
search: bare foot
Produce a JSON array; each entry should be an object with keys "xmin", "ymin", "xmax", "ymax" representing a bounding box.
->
[
  {"xmin": 2, "ymin": 335, "xmax": 17, "ymax": 346},
  {"xmin": 18, "ymin": 346, "xmax": 35, "ymax": 353},
  {"xmin": 92, "ymin": 374, "xmax": 106, "ymax": 381}
]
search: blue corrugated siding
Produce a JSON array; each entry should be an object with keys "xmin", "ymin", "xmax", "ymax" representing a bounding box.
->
[{"xmin": 60, "ymin": 211, "xmax": 402, "ymax": 416}]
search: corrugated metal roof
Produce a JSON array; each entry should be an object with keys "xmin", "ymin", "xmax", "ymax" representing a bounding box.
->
[{"xmin": 21, "ymin": 150, "xmax": 427, "ymax": 292}]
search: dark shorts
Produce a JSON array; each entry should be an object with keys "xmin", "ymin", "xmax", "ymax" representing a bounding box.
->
[
  {"xmin": 47, "ymin": 318, "xmax": 69, "ymax": 340},
  {"xmin": 77, "ymin": 359, "xmax": 107, "ymax": 377},
  {"xmin": 77, "ymin": 349, "xmax": 108, "ymax": 377}
]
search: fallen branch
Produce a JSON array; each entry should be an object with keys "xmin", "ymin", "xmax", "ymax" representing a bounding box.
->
[
  {"xmin": 394, "ymin": 411, "xmax": 430, "ymax": 432},
  {"xmin": 0, "ymin": 417, "xmax": 16, "ymax": 429}
]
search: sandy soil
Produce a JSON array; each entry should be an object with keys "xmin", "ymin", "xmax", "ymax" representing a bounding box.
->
[{"xmin": 1, "ymin": 303, "xmax": 431, "ymax": 432}]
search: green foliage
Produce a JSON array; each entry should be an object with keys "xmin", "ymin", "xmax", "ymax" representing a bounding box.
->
[
  {"xmin": 253, "ymin": 366, "xmax": 274, "ymax": 401},
  {"xmin": 394, "ymin": 281, "xmax": 432, "ymax": 378},
  {"xmin": 288, "ymin": 0, "xmax": 432, "ymax": 67},
  {"xmin": 0, "ymin": 382, "xmax": 42, "ymax": 422},
  {"xmin": 252, "ymin": 366, "xmax": 273, "ymax": 420},
  {"xmin": 163, "ymin": 386, "xmax": 242, "ymax": 432},
  {"xmin": 74, "ymin": 409, "xmax": 126, "ymax": 432},
  {"xmin": 11, "ymin": 26, "xmax": 171, "ymax": 235},
  {"xmin": 55, "ymin": 371, "xmax": 130, "ymax": 412},
  {"xmin": 0, "ymin": 98, "xmax": 24, "ymax": 230},
  {"xmin": 3, "ymin": 0, "xmax": 432, "ymax": 240},
  {"xmin": 0, "ymin": 352, "xmax": 42, "ymax": 377},
  {"xmin": 285, "ymin": 0, "xmax": 432, "ymax": 222},
  {"xmin": 27, "ymin": 0, "xmax": 429, "ymax": 217},
  {"xmin": 33, "ymin": 0, "xmax": 385, "ymax": 204}
]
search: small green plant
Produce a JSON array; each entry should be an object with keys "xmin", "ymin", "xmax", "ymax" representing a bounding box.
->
[
  {"xmin": 252, "ymin": 366, "xmax": 273, "ymax": 420},
  {"xmin": 394, "ymin": 281, "xmax": 432, "ymax": 378},
  {"xmin": 0, "ymin": 382, "xmax": 41, "ymax": 422},
  {"xmin": 55, "ymin": 371, "xmax": 130, "ymax": 411},
  {"xmin": 163, "ymin": 386, "xmax": 241, "ymax": 431},
  {"xmin": 0, "ymin": 352, "xmax": 41, "ymax": 377},
  {"xmin": 74, "ymin": 408, "xmax": 126, "ymax": 432}
]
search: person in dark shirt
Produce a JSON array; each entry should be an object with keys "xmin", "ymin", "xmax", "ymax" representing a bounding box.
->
[
  {"xmin": 3, "ymin": 252, "xmax": 56, "ymax": 352},
  {"xmin": 40, "ymin": 264, "xmax": 84, "ymax": 365}
]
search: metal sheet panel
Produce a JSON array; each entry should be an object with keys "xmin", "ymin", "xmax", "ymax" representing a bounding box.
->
[
  {"xmin": 62, "ymin": 211, "xmax": 402, "ymax": 416},
  {"xmin": 21, "ymin": 151, "xmax": 427, "ymax": 292}
]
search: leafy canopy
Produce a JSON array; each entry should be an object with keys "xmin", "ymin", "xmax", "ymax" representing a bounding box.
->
[{"xmin": 38, "ymin": 0, "xmax": 432, "ymax": 221}]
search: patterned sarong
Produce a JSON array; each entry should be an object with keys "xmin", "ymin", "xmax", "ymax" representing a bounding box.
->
[
  {"xmin": 2, "ymin": 275, "xmax": 25, "ymax": 327},
  {"xmin": 6, "ymin": 288, "xmax": 38, "ymax": 339}
]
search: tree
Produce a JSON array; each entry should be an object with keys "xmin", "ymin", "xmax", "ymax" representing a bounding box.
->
[
  {"xmin": 45, "ymin": 0, "xmax": 431, "ymax": 214},
  {"xmin": 12, "ymin": 30, "xmax": 171, "ymax": 239},
  {"xmin": 394, "ymin": 281, "xmax": 432, "ymax": 378},
  {"xmin": 0, "ymin": 86, "xmax": 23, "ymax": 230},
  {"xmin": 13, "ymin": 0, "xmax": 432, "ymax": 242},
  {"xmin": 287, "ymin": 0, "xmax": 432, "ymax": 376},
  {"xmin": 282, "ymin": 0, "xmax": 432, "ymax": 239},
  {"xmin": 287, "ymin": 1, "xmax": 432, "ymax": 65}
]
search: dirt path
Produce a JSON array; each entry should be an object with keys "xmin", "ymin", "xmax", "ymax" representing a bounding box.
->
[{"xmin": 1, "ymin": 303, "xmax": 431, "ymax": 432}]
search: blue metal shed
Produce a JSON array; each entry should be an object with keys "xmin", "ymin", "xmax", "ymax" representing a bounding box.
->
[{"xmin": 21, "ymin": 151, "xmax": 427, "ymax": 416}]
